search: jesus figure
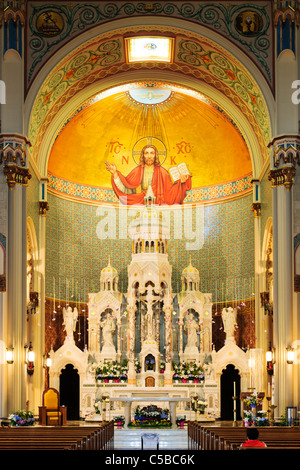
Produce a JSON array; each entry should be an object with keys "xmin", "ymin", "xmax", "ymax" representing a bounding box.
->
[{"xmin": 105, "ymin": 144, "xmax": 191, "ymax": 205}]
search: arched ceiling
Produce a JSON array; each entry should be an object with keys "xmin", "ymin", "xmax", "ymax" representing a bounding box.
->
[
  {"xmin": 27, "ymin": 24, "xmax": 272, "ymax": 203},
  {"xmin": 48, "ymin": 82, "xmax": 251, "ymax": 191}
]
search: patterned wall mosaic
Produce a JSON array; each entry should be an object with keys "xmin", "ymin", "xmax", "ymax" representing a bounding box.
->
[
  {"xmin": 47, "ymin": 172, "xmax": 253, "ymax": 204},
  {"xmin": 45, "ymin": 193, "xmax": 255, "ymax": 305},
  {"xmin": 26, "ymin": 1, "xmax": 273, "ymax": 91}
]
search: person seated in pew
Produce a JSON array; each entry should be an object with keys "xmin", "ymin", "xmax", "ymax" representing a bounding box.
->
[{"xmin": 240, "ymin": 428, "xmax": 267, "ymax": 448}]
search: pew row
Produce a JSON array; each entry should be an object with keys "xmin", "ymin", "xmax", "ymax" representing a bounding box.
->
[
  {"xmin": 0, "ymin": 421, "xmax": 114, "ymax": 450},
  {"xmin": 188, "ymin": 422, "xmax": 300, "ymax": 450}
]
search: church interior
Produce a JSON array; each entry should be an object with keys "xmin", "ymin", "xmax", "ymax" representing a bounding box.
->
[{"xmin": 0, "ymin": 0, "xmax": 300, "ymax": 452}]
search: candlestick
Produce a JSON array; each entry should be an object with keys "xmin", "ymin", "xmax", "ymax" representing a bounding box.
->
[
  {"xmin": 232, "ymin": 394, "xmax": 237, "ymax": 427},
  {"xmin": 266, "ymin": 396, "xmax": 271, "ymax": 423}
]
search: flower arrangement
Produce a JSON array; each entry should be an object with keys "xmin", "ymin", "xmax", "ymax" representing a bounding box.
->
[
  {"xmin": 176, "ymin": 416, "xmax": 186, "ymax": 427},
  {"xmin": 172, "ymin": 361, "xmax": 204, "ymax": 383},
  {"xmin": 243, "ymin": 410, "xmax": 253, "ymax": 426},
  {"xmin": 160, "ymin": 361, "xmax": 165, "ymax": 373},
  {"xmin": 145, "ymin": 357, "xmax": 155, "ymax": 370},
  {"xmin": 135, "ymin": 359, "xmax": 141, "ymax": 373},
  {"xmin": 243, "ymin": 410, "xmax": 252, "ymax": 424},
  {"xmin": 243, "ymin": 391, "xmax": 263, "ymax": 408},
  {"xmin": 255, "ymin": 411, "xmax": 270, "ymax": 427},
  {"xmin": 94, "ymin": 360, "xmax": 128, "ymax": 382},
  {"xmin": 9, "ymin": 410, "xmax": 35, "ymax": 426},
  {"xmin": 191, "ymin": 399, "xmax": 207, "ymax": 413},
  {"xmin": 94, "ymin": 401, "xmax": 101, "ymax": 415},
  {"xmin": 197, "ymin": 400, "xmax": 207, "ymax": 414},
  {"xmin": 129, "ymin": 405, "xmax": 172, "ymax": 428},
  {"xmin": 113, "ymin": 415, "xmax": 125, "ymax": 427}
]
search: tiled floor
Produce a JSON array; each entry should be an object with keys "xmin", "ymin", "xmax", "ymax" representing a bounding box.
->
[{"xmin": 113, "ymin": 427, "xmax": 189, "ymax": 450}]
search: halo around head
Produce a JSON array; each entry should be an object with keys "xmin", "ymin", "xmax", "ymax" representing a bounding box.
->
[{"xmin": 132, "ymin": 136, "xmax": 167, "ymax": 165}]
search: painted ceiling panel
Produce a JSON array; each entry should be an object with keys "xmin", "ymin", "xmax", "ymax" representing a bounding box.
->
[{"xmin": 48, "ymin": 86, "xmax": 251, "ymax": 190}]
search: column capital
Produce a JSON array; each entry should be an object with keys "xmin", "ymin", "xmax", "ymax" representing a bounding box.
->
[
  {"xmin": 0, "ymin": 134, "xmax": 32, "ymax": 189},
  {"xmin": 268, "ymin": 134, "xmax": 300, "ymax": 168},
  {"xmin": 0, "ymin": 4, "xmax": 26, "ymax": 26},
  {"xmin": 39, "ymin": 201, "xmax": 49, "ymax": 216},
  {"xmin": 273, "ymin": 2, "xmax": 300, "ymax": 27},
  {"xmin": 268, "ymin": 166, "xmax": 296, "ymax": 191},
  {"xmin": 251, "ymin": 202, "xmax": 261, "ymax": 217}
]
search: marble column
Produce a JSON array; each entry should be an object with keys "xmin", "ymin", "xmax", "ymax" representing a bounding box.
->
[{"xmin": 268, "ymin": 135, "xmax": 300, "ymax": 414}]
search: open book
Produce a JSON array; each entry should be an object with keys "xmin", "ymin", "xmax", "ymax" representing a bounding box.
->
[{"xmin": 168, "ymin": 162, "xmax": 191, "ymax": 183}]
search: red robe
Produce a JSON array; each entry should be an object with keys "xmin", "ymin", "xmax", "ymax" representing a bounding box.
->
[{"xmin": 111, "ymin": 165, "xmax": 191, "ymax": 205}]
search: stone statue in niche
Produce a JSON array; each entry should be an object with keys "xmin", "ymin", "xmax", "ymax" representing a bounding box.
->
[
  {"xmin": 100, "ymin": 313, "xmax": 116, "ymax": 349},
  {"xmin": 63, "ymin": 306, "xmax": 78, "ymax": 343},
  {"xmin": 221, "ymin": 306, "xmax": 237, "ymax": 343},
  {"xmin": 145, "ymin": 288, "xmax": 155, "ymax": 340},
  {"xmin": 184, "ymin": 312, "xmax": 199, "ymax": 350}
]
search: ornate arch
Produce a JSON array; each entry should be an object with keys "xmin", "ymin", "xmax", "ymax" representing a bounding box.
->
[{"xmin": 26, "ymin": 22, "xmax": 273, "ymax": 181}]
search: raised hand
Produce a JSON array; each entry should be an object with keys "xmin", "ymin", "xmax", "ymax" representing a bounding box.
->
[{"xmin": 105, "ymin": 161, "xmax": 117, "ymax": 178}]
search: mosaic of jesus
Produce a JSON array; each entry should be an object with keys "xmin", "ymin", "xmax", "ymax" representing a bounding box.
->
[{"xmin": 105, "ymin": 139, "xmax": 191, "ymax": 205}]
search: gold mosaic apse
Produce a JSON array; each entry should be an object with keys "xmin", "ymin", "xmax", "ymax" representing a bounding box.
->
[{"xmin": 48, "ymin": 85, "xmax": 251, "ymax": 190}]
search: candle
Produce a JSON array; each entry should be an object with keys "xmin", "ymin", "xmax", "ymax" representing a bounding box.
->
[
  {"xmin": 233, "ymin": 381, "xmax": 236, "ymax": 397},
  {"xmin": 268, "ymin": 383, "xmax": 270, "ymax": 397}
]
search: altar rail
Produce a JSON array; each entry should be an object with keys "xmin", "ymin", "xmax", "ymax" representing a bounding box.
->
[
  {"xmin": 188, "ymin": 422, "xmax": 300, "ymax": 450},
  {"xmin": 0, "ymin": 421, "xmax": 114, "ymax": 450}
]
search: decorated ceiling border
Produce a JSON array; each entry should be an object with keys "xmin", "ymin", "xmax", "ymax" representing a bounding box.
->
[
  {"xmin": 26, "ymin": 0, "xmax": 273, "ymax": 92},
  {"xmin": 47, "ymin": 171, "xmax": 253, "ymax": 205},
  {"xmin": 28, "ymin": 26, "xmax": 271, "ymax": 170}
]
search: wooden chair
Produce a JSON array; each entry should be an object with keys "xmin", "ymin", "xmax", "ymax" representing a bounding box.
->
[{"xmin": 39, "ymin": 388, "xmax": 67, "ymax": 426}]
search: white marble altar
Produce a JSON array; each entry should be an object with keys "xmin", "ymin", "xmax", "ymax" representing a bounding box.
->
[{"xmin": 48, "ymin": 196, "xmax": 253, "ymax": 422}]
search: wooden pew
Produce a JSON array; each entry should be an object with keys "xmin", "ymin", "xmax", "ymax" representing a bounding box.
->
[
  {"xmin": 0, "ymin": 421, "xmax": 114, "ymax": 450},
  {"xmin": 188, "ymin": 422, "xmax": 300, "ymax": 451}
]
